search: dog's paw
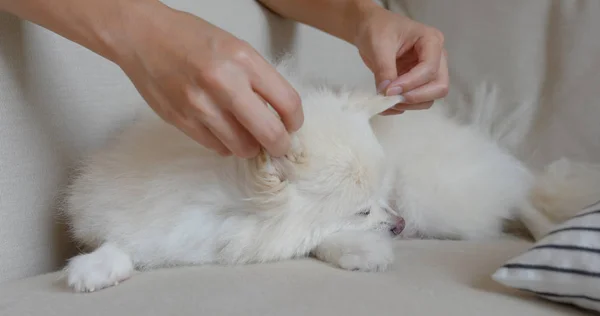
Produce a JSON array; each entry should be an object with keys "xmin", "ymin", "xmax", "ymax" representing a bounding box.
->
[
  {"xmin": 313, "ymin": 231, "xmax": 394, "ymax": 272},
  {"xmin": 336, "ymin": 243, "xmax": 394, "ymax": 272},
  {"xmin": 66, "ymin": 243, "xmax": 133, "ymax": 293}
]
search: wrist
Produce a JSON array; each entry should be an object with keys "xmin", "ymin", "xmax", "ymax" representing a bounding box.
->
[
  {"xmin": 341, "ymin": 0, "xmax": 382, "ymax": 45},
  {"xmin": 82, "ymin": 0, "xmax": 171, "ymax": 65},
  {"xmin": 99, "ymin": 0, "xmax": 167, "ymax": 65},
  {"xmin": 258, "ymin": 0, "xmax": 383, "ymax": 45}
]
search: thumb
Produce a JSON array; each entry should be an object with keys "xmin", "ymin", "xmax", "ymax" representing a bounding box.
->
[{"xmin": 369, "ymin": 50, "xmax": 398, "ymax": 94}]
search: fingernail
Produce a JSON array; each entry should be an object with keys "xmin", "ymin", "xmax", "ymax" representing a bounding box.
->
[
  {"xmin": 377, "ymin": 80, "xmax": 391, "ymax": 94},
  {"xmin": 386, "ymin": 86, "xmax": 403, "ymax": 96}
]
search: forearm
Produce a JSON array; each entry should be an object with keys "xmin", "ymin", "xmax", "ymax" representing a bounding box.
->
[
  {"xmin": 257, "ymin": 0, "xmax": 380, "ymax": 44},
  {"xmin": 0, "ymin": 0, "xmax": 157, "ymax": 63}
]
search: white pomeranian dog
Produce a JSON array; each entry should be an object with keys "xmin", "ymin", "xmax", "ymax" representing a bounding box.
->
[{"xmin": 64, "ymin": 60, "xmax": 600, "ymax": 293}]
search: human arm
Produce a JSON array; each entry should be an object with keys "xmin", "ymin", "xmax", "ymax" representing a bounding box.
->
[
  {"xmin": 0, "ymin": 0, "xmax": 303, "ymax": 157},
  {"xmin": 258, "ymin": 0, "xmax": 449, "ymax": 114}
]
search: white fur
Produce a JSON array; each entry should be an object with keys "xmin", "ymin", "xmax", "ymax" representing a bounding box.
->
[
  {"xmin": 64, "ymin": 60, "xmax": 600, "ymax": 293},
  {"xmin": 66, "ymin": 243, "xmax": 133, "ymax": 292},
  {"xmin": 312, "ymin": 231, "xmax": 394, "ymax": 272},
  {"xmin": 525, "ymin": 158, "xmax": 600, "ymax": 238},
  {"xmin": 371, "ymin": 105, "xmax": 534, "ymax": 240},
  {"xmin": 64, "ymin": 62, "xmax": 404, "ymax": 292},
  {"xmin": 371, "ymin": 90, "xmax": 600, "ymax": 241}
]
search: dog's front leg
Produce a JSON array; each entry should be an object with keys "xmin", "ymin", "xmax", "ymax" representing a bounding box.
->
[{"xmin": 312, "ymin": 231, "xmax": 394, "ymax": 272}]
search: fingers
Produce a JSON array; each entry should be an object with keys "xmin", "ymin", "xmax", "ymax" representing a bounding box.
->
[
  {"xmin": 382, "ymin": 49, "xmax": 448, "ymax": 114},
  {"xmin": 189, "ymin": 50, "xmax": 296, "ymax": 158},
  {"xmin": 249, "ymin": 57, "xmax": 304, "ymax": 133},
  {"xmin": 177, "ymin": 119, "xmax": 232, "ymax": 156},
  {"xmin": 367, "ymin": 46, "xmax": 399, "ymax": 93},
  {"xmin": 400, "ymin": 51, "xmax": 449, "ymax": 104},
  {"xmin": 206, "ymin": 110, "xmax": 261, "ymax": 158},
  {"xmin": 188, "ymin": 89, "xmax": 262, "ymax": 158},
  {"xmin": 385, "ymin": 32, "xmax": 443, "ymax": 96},
  {"xmin": 380, "ymin": 108, "xmax": 404, "ymax": 116},
  {"xmin": 144, "ymin": 86, "xmax": 233, "ymax": 156},
  {"xmin": 391, "ymin": 101, "xmax": 434, "ymax": 112},
  {"xmin": 221, "ymin": 85, "xmax": 292, "ymax": 158}
]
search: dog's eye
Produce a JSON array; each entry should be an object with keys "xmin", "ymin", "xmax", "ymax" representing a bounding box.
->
[{"xmin": 356, "ymin": 208, "xmax": 371, "ymax": 216}]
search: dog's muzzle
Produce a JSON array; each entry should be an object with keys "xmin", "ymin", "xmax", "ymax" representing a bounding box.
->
[{"xmin": 390, "ymin": 217, "xmax": 405, "ymax": 236}]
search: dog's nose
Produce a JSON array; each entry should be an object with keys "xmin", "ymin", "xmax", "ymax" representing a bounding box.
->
[{"xmin": 390, "ymin": 216, "xmax": 405, "ymax": 236}]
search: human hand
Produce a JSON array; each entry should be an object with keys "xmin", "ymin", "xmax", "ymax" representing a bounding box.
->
[
  {"xmin": 353, "ymin": 5, "xmax": 449, "ymax": 115},
  {"xmin": 114, "ymin": 2, "xmax": 302, "ymax": 158}
]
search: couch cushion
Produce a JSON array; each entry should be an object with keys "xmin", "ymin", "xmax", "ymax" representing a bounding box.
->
[{"xmin": 0, "ymin": 240, "xmax": 588, "ymax": 316}]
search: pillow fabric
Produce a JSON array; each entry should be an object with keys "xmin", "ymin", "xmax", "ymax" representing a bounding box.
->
[{"xmin": 493, "ymin": 200, "xmax": 600, "ymax": 312}]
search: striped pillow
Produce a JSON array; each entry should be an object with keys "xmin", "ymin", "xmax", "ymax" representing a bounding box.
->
[{"xmin": 493, "ymin": 200, "xmax": 600, "ymax": 312}]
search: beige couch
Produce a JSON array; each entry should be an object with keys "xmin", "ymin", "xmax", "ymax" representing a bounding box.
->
[{"xmin": 1, "ymin": 1, "xmax": 598, "ymax": 315}]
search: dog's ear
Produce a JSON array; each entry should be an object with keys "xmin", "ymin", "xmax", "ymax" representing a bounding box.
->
[
  {"xmin": 347, "ymin": 94, "xmax": 404, "ymax": 118},
  {"xmin": 247, "ymin": 134, "xmax": 305, "ymax": 195}
]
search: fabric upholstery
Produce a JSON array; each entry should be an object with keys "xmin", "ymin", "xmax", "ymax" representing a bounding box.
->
[{"xmin": 0, "ymin": 240, "xmax": 589, "ymax": 316}]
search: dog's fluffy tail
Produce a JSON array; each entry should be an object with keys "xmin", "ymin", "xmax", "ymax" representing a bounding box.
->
[
  {"xmin": 452, "ymin": 84, "xmax": 600, "ymax": 240},
  {"xmin": 520, "ymin": 158, "xmax": 600, "ymax": 240},
  {"xmin": 532, "ymin": 158, "xmax": 600, "ymax": 222}
]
